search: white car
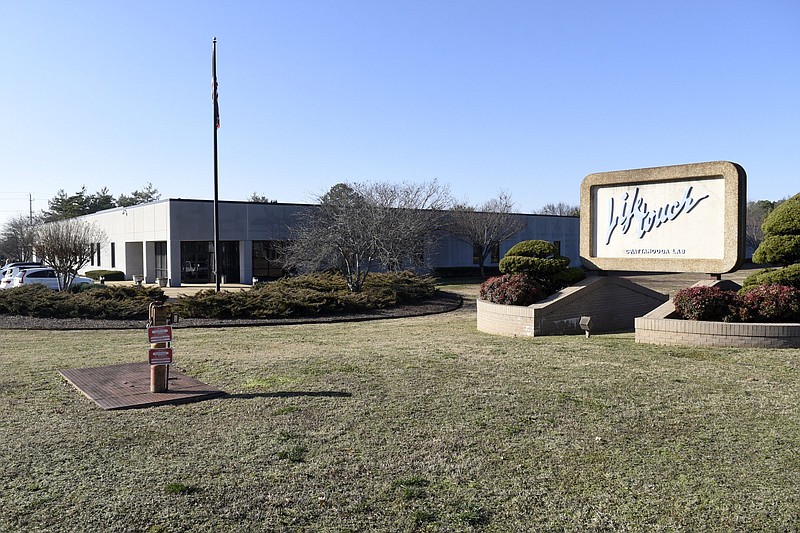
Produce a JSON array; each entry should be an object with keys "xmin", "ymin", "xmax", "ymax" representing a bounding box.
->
[
  {"xmin": 0, "ymin": 262, "xmax": 43, "ymax": 289},
  {"xmin": 10, "ymin": 267, "xmax": 94, "ymax": 291}
]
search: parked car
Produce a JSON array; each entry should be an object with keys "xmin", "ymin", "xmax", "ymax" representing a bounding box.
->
[
  {"xmin": 0, "ymin": 262, "xmax": 43, "ymax": 289},
  {"xmin": 10, "ymin": 267, "xmax": 94, "ymax": 291}
]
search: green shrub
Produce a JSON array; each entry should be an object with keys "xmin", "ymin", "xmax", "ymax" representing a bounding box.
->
[
  {"xmin": 741, "ymin": 263, "xmax": 800, "ymax": 291},
  {"xmin": 753, "ymin": 192, "xmax": 800, "ymax": 265},
  {"xmin": 0, "ymin": 284, "xmax": 164, "ymax": 319},
  {"xmin": 83, "ymin": 270, "xmax": 126, "ymax": 281},
  {"xmin": 497, "ymin": 240, "xmax": 585, "ymax": 301},
  {"xmin": 553, "ymin": 266, "xmax": 589, "ymax": 287},
  {"xmin": 760, "ymin": 192, "xmax": 800, "ymax": 237},
  {"xmin": 171, "ymin": 271, "xmax": 436, "ymax": 319},
  {"xmin": 752, "ymin": 235, "xmax": 800, "ymax": 265},
  {"xmin": 504, "ymin": 240, "xmax": 557, "ymax": 258},
  {"xmin": 499, "ymin": 255, "xmax": 570, "ymax": 277},
  {"xmin": 0, "ymin": 272, "xmax": 434, "ymax": 320}
]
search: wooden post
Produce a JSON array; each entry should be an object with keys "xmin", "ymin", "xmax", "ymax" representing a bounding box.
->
[{"xmin": 149, "ymin": 302, "xmax": 170, "ymax": 393}]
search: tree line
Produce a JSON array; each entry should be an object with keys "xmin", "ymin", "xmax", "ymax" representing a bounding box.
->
[{"xmin": 0, "ymin": 184, "xmax": 159, "ymax": 287}]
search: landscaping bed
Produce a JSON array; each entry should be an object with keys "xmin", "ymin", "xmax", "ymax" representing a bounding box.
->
[{"xmin": 0, "ymin": 291, "xmax": 462, "ymax": 330}]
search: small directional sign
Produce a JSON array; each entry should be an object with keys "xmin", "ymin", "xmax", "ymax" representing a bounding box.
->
[
  {"xmin": 149, "ymin": 348, "xmax": 173, "ymax": 365},
  {"xmin": 148, "ymin": 325, "xmax": 173, "ymax": 343}
]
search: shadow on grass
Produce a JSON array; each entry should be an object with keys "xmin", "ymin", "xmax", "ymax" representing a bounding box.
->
[{"xmin": 225, "ymin": 391, "xmax": 352, "ymax": 400}]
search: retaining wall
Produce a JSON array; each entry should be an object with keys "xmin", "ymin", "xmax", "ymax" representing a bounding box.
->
[
  {"xmin": 634, "ymin": 279, "xmax": 800, "ymax": 348},
  {"xmin": 477, "ymin": 276, "xmax": 667, "ymax": 337}
]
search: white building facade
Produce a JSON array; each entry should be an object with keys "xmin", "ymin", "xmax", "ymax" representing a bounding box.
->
[{"xmin": 79, "ymin": 199, "xmax": 580, "ymax": 287}]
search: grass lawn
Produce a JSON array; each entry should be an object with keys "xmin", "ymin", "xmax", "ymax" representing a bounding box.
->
[{"xmin": 1, "ymin": 284, "xmax": 798, "ymax": 531}]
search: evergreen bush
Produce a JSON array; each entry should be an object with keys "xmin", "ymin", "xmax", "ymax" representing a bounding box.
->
[
  {"xmin": 753, "ymin": 192, "xmax": 800, "ymax": 265},
  {"xmin": 171, "ymin": 272, "xmax": 436, "ymax": 319},
  {"xmin": 741, "ymin": 263, "xmax": 800, "ymax": 291},
  {"xmin": 0, "ymin": 284, "xmax": 164, "ymax": 319},
  {"xmin": 495, "ymin": 239, "xmax": 585, "ymax": 300},
  {"xmin": 84, "ymin": 270, "xmax": 126, "ymax": 281}
]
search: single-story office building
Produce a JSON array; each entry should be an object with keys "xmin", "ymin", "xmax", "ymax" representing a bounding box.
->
[{"xmin": 77, "ymin": 199, "xmax": 580, "ymax": 287}]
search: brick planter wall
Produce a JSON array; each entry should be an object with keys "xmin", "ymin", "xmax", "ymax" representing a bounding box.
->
[
  {"xmin": 635, "ymin": 316, "xmax": 800, "ymax": 348},
  {"xmin": 634, "ymin": 279, "xmax": 800, "ymax": 348},
  {"xmin": 477, "ymin": 276, "xmax": 667, "ymax": 337}
]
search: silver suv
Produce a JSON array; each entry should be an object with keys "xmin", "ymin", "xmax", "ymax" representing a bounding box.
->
[
  {"xmin": 10, "ymin": 267, "xmax": 94, "ymax": 291},
  {"xmin": 0, "ymin": 262, "xmax": 42, "ymax": 289}
]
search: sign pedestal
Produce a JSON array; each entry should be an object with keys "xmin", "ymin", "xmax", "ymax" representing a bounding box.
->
[
  {"xmin": 148, "ymin": 303, "xmax": 173, "ymax": 393},
  {"xmin": 151, "ymin": 364, "xmax": 168, "ymax": 393}
]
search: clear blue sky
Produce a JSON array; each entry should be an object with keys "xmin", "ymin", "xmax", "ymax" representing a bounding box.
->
[{"xmin": 2, "ymin": 1, "xmax": 798, "ymax": 226}]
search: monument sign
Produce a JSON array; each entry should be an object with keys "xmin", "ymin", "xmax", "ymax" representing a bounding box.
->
[{"xmin": 580, "ymin": 161, "xmax": 746, "ymax": 274}]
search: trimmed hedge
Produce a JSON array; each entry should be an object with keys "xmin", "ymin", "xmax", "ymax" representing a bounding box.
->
[
  {"xmin": 741, "ymin": 263, "xmax": 800, "ymax": 291},
  {"xmin": 761, "ymin": 192, "xmax": 800, "ymax": 236},
  {"xmin": 494, "ymin": 240, "xmax": 586, "ymax": 303},
  {"xmin": 753, "ymin": 192, "xmax": 800, "ymax": 265},
  {"xmin": 504, "ymin": 240, "xmax": 557, "ymax": 258},
  {"xmin": 84, "ymin": 270, "xmax": 126, "ymax": 281},
  {"xmin": 171, "ymin": 271, "xmax": 437, "ymax": 319},
  {"xmin": 0, "ymin": 272, "xmax": 436, "ymax": 320},
  {"xmin": 499, "ymin": 256, "xmax": 570, "ymax": 277},
  {"xmin": 740, "ymin": 284, "xmax": 800, "ymax": 322},
  {"xmin": 674, "ymin": 283, "xmax": 800, "ymax": 323},
  {"xmin": 0, "ymin": 284, "xmax": 165, "ymax": 319},
  {"xmin": 673, "ymin": 286, "xmax": 741, "ymax": 322},
  {"xmin": 479, "ymin": 274, "xmax": 544, "ymax": 306},
  {"xmin": 752, "ymin": 235, "xmax": 800, "ymax": 265}
]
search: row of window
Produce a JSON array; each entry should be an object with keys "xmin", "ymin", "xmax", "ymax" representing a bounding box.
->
[
  {"xmin": 87, "ymin": 239, "xmax": 561, "ymax": 278},
  {"xmin": 89, "ymin": 242, "xmax": 114, "ymax": 268}
]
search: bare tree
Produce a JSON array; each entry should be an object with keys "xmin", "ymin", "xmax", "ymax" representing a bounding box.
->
[
  {"xmin": 0, "ymin": 214, "xmax": 40, "ymax": 262},
  {"xmin": 285, "ymin": 184, "xmax": 377, "ymax": 292},
  {"xmin": 536, "ymin": 202, "xmax": 580, "ymax": 217},
  {"xmin": 355, "ymin": 180, "xmax": 451, "ymax": 271},
  {"xmin": 284, "ymin": 180, "xmax": 451, "ymax": 291},
  {"xmin": 34, "ymin": 219, "xmax": 106, "ymax": 290},
  {"xmin": 449, "ymin": 192, "xmax": 525, "ymax": 278}
]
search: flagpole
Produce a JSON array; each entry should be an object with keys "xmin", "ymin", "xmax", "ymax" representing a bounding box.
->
[{"xmin": 212, "ymin": 37, "xmax": 221, "ymax": 293}]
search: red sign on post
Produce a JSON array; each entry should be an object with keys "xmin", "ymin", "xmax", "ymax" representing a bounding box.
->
[
  {"xmin": 148, "ymin": 325, "xmax": 173, "ymax": 343},
  {"xmin": 149, "ymin": 347, "xmax": 173, "ymax": 365}
]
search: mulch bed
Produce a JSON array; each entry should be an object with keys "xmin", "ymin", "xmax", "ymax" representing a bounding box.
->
[{"xmin": 0, "ymin": 291, "xmax": 463, "ymax": 330}]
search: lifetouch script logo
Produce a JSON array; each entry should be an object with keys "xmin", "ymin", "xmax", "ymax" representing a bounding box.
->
[{"xmin": 605, "ymin": 186, "xmax": 709, "ymax": 245}]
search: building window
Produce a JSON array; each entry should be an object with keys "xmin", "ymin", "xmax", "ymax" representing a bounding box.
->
[
  {"xmin": 253, "ymin": 240, "xmax": 288, "ymax": 279},
  {"xmin": 154, "ymin": 241, "xmax": 168, "ymax": 279},
  {"xmin": 553, "ymin": 240, "xmax": 561, "ymax": 256},
  {"xmin": 111, "ymin": 243, "xmax": 116, "ymax": 268},
  {"xmin": 96, "ymin": 242, "xmax": 101, "ymax": 266},
  {"xmin": 472, "ymin": 242, "xmax": 500, "ymax": 264},
  {"xmin": 90, "ymin": 243, "xmax": 95, "ymax": 266}
]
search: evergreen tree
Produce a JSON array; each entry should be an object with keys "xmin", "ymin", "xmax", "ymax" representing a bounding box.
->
[{"xmin": 752, "ymin": 192, "xmax": 800, "ymax": 265}]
